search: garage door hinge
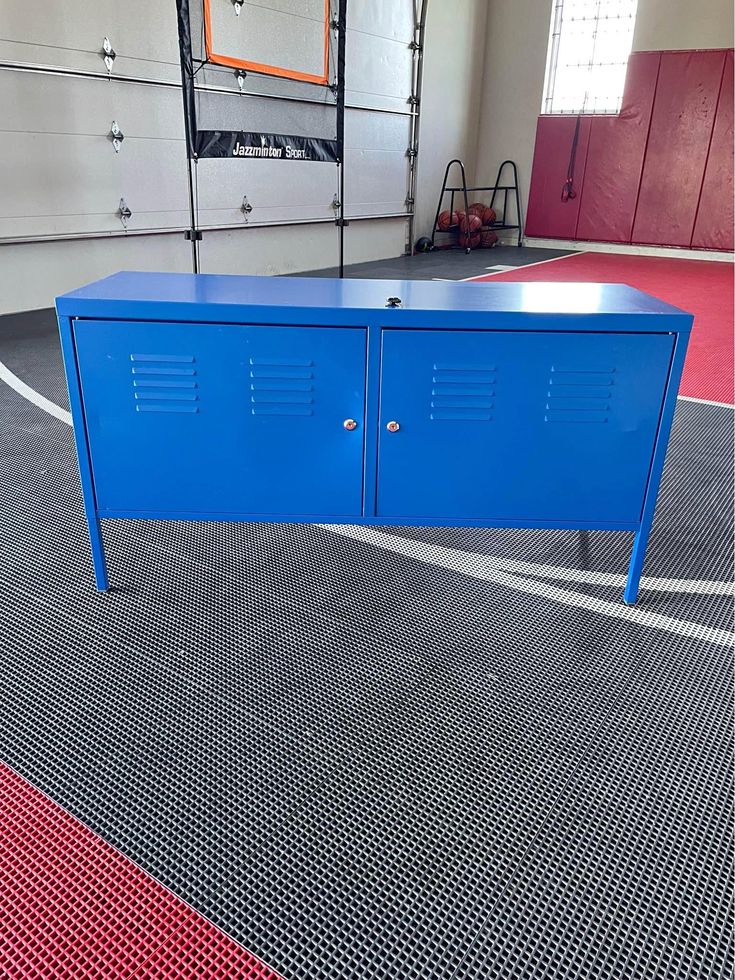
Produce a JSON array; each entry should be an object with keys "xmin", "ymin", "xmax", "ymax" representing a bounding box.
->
[
  {"xmin": 407, "ymin": 95, "xmax": 419, "ymax": 106},
  {"xmin": 184, "ymin": 229, "xmax": 203, "ymax": 241},
  {"xmin": 241, "ymin": 196, "xmax": 253, "ymax": 221},
  {"xmin": 232, "ymin": 0, "xmax": 244, "ymax": 14},
  {"xmin": 406, "ymin": 146, "xmax": 418, "ymax": 158},
  {"xmin": 102, "ymin": 37, "xmax": 116, "ymax": 74},
  {"xmin": 109, "ymin": 121, "xmax": 124, "ymax": 153},
  {"xmin": 117, "ymin": 198, "xmax": 132, "ymax": 228},
  {"xmin": 405, "ymin": 196, "xmax": 415, "ymax": 209},
  {"xmin": 408, "ymin": 40, "xmax": 422, "ymax": 51}
]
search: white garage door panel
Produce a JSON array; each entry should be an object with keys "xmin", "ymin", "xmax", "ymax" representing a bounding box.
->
[
  {"xmin": 0, "ymin": 234, "xmax": 191, "ymax": 315},
  {"xmin": 0, "ymin": 133, "xmax": 188, "ymax": 236},
  {"xmin": 0, "ymin": 211, "xmax": 188, "ymax": 239},
  {"xmin": 207, "ymin": 0, "xmax": 327, "ymax": 79},
  {"xmin": 343, "ymin": 109, "xmax": 409, "ymax": 214},
  {"xmin": 200, "ymin": 222, "xmax": 338, "ymax": 275},
  {"xmin": 345, "ymin": 30, "xmax": 413, "ymax": 111},
  {"xmin": 196, "ymin": 157, "xmax": 336, "ymax": 222},
  {"xmin": 344, "ymin": 150, "xmax": 407, "ymax": 214},
  {"xmin": 0, "ymin": 73, "xmax": 184, "ymax": 142},
  {"xmin": 344, "ymin": 108, "xmax": 409, "ymax": 152},
  {"xmin": 347, "ymin": 0, "xmax": 415, "ymax": 43},
  {"xmin": 0, "ymin": 0, "xmax": 180, "ymax": 79},
  {"xmin": 198, "ymin": 218, "xmax": 405, "ymax": 276}
]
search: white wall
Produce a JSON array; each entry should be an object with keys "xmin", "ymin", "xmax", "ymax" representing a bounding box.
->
[
  {"xmin": 413, "ymin": 0, "xmax": 489, "ymax": 238},
  {"xmin": 473, "ymin": 0, "xmax": 734, "ymax": 234},
  {"xmin": 0, "ymin": 0, "xmax": 489, "ymax": 314},
  {"xmin": 474, "ymin": 0, "xmax": 552, "ymax": 236},
  {"xmin": 633, "ymin": 0, "xmax": 734, "ymax": 51}
]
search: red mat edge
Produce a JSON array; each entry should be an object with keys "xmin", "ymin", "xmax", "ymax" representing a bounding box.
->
[{"xmin": 0, "ymin": 760, "xmax": 284, "ymax": 980}]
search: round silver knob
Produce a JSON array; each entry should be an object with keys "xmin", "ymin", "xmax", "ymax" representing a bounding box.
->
[
  {"xmin": 386, "ymin": 420, "xmax": 400, "ymax": 433},
  {"xmin": 343, "ymin": 418, "xmax": 358, "ymax": 431}
]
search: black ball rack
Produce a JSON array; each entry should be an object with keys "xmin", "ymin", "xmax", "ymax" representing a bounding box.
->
[{"xmin": 430, "ymin": 158, "xmax": 524, "ymax": 252}]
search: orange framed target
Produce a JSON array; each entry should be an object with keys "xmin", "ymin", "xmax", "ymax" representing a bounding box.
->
[{"xmin": 203, "ymin": 0, "xmax": 331, "ymax": 86}]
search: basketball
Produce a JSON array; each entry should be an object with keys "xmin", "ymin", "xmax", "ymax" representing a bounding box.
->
[
  {"xmin": 482, "ymin": 206, "xmax": 496, "ymax": 226},
  {"xmin": 438, "ymin": 209, "xmax": 457, "ymax": 231},
  {"xmin": 458, "ymin": 213, "xmax": 481, "ymax": 248},
  {"xmin": 459, "ymin": 213, "xmax": 481, "ymax": 234},
  {"xmin": 414, "ymin": 236, "xmax": 434, "ymax": 253},
  {"xmin": 480, "ymin": 228, "xmax": 498, "ymax": 248},
  {"xmin": 469, "ymin": 202, "xmax": 485, "ymax": 216}
]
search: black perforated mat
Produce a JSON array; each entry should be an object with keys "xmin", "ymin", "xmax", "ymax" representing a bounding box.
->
[{"xmin": 0, "ymin": 310, "xmax": 732, "ymax": 980}]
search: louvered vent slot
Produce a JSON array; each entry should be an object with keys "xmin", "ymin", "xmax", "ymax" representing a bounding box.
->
[
  {"xmin": 130, "ymin": 354, "xmax": 199, "ymax": 414},
  {"xmin": 250, "ymin": 357, "xmax": 314, "ymax": 416},
  {"xmin": 430, "ymin": 363, "xmax": 496, "ymax": 421},
  {"xmin": 545, "ymin": 366, "xmax": 615, "ymax": 423}
]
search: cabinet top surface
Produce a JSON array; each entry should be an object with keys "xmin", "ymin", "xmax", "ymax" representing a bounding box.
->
[{"xmin": 56, "ymin": 271, "xmax": 692, "ymax": 330}]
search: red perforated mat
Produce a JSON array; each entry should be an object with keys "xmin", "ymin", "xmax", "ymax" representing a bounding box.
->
[
  {"xmin": 472, "ymin": 252, "xmax": 734, "ymax": 405},
  {"xmin": 0, "ymin": 762, "xmax": 282, "ymax": 979}
]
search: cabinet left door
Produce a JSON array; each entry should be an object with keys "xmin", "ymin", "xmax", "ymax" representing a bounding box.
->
[{"xmin": 73, "ymin": 320, "xmax": 367, "ymax": 518}]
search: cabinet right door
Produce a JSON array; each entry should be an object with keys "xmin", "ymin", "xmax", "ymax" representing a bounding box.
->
[{"xmin": 376, "ymin": 329, "xmax": 674, "ymax": 525}]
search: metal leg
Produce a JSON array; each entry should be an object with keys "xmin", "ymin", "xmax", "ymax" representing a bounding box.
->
[
  {"xmin": 57, "ymin": 315, "xmax": 111, "ymax": 593},
  {"xmin": 624, "ymin": 525, "xmax": 650, "ymax": 605},
  {"xmin": 86, "ymin": 513, "xmax": 109, "ymax": 592},
  {"xmin": 622, "ymin": 334, "xmax": 689, "ymax": 606}
]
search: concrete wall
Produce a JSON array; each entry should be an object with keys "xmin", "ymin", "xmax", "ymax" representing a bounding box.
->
[{"xmin": 474, "ymin": 0, "xmax": 734, "ymax": 238}]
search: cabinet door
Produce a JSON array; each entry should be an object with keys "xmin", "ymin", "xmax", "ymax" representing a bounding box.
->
[
  {"xmin": 74, "ymin": 320, "xmax": 366, "ymax": 517},
  {"xmin": 377, "ymin": 329, "xmax": 674, "ymax": 524}
]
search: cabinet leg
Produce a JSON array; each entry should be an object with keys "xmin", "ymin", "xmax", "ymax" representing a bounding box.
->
[
  {"xmin": 624, "ymin": 526, "xmax": 650, "ymax": 606},
  {"xmin": 87, "ymin": 513, "xmax": 109, "ymax": 592}
]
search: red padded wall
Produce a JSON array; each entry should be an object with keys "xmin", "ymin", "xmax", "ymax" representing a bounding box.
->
[
  {"xmin": 692, "ymin": 50, "xmax": 734, "ymax": 250},
  {"xmin": 632, "ymin": 50, "xmax": 726, "ymax": 247},
  {"xmin": 524, "ymin": 115, "xmax": 591, "ymax": 239},
  {"xmin": 576, "ymin": 52, "xmax": 660, "ymax": 243}
]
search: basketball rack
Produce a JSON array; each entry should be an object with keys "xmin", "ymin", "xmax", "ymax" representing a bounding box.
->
[{"xmin": 430, "ymin": 158, "xmax": 523, "ymax": 251}]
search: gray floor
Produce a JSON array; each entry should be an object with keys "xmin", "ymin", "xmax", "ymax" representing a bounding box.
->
[
  {"xmin": 295, "ymin": 244, "xmax": 571, "ymax": 280},
  {"xmin": 0, "ymin": 253, "xmax": 733, "ymax": 980}
]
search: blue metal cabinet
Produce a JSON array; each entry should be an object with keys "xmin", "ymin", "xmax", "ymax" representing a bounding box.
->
[
  {"xmin": 56, "ymin": 272, "xmax": 693, "ymax": 603},
  {"xmin": 377, "ymin": 329, "xmax": 674, "ymax": 523},
  {"xmin": 74, "ymin": 320, "xmax": 367, "ymax": 517}
]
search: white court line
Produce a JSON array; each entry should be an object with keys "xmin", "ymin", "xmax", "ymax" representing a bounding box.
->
[
  {"xmin": 460, "ymin": 250, "xmax": 585, "ymax": 281},
  {"xmin": 0, "ymin": 359, "xmax": 72, "ymax": 425},
  {"xmin": 1, "ymin": 360, "xmax": 733, "ymax": 633},
  {"xmin": 411, "ymin": 551, "xmax": 732, "ymax": 597},
  {"xmin": 326, "ymin": 525, "xmax": 734, "ymax": 648},
  {"xmin": 678, "ymin": 394, "xmax": 734, "ymax": 410}
]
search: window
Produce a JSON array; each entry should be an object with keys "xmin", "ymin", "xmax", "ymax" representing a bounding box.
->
[{"xmin": 542, "ymin": 0, "xmax": 638, "ymax": 114}]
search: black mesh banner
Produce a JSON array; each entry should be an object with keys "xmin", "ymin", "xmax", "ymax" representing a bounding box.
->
[{"xmin": 196, "ymin": 131, "xmax": 339, "ymax": 162}]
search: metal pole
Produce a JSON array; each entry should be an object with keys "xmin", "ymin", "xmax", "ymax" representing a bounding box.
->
[
  {"xmin": 175, "ymin": 0, "xmax": 200, "ymax": 273},
  {"xmin": 336, "ymin": 0, "xmax": 347, "ymax": 277},
  {"xmin": 406, "ymin": 0, "xmax": 429, "ymax": 254}
]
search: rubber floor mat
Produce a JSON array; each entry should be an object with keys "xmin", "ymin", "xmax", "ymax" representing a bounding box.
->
[{"xmin": 0, "ymin": 317, "xmax": 732, "ymax": 980}]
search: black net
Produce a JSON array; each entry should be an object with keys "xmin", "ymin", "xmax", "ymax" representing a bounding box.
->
[{"xmin": 178, "ymin": 0, "xmax": 342, "ymax": 162}]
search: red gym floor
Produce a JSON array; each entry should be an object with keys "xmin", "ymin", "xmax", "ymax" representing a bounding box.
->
[{"xmin": 472, "ymin": 251, "xmax": 735, "ymax": 405}]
